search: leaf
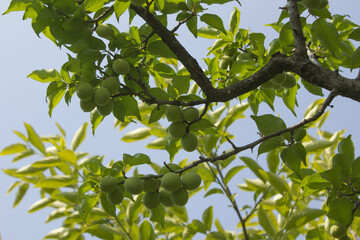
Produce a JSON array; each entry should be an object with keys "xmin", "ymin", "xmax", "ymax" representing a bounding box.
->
[
  {"xmin": 251, "ymin": 114, "xmax": 286, "ymax": 136},
  {"xmin": 150, "ymin": 204, "xmax": 165, "ymax": 228},
  {"xmin": 280, "ymin": 143, "xmax": 307, "ymax": 174},
  {"xmin": 202, "ymin": 206, "xmax": 213, "ymax": 232},
  {"xmin": 71, "ymin": 123, "xmax": 88, "ymax": 151},
  {"xmin": 28, "ymin": 198, "xmax": 55, "ymax": 213},
  {"xmin": 259, "ymin": 170, "xmax": 291, "ymax": 196},
  {"xmin": 122, "ymin": 128, "xmax": 151, "ymax": 142},
  {"xmin": 113, "ymin": 100, "xmax": 126, "ymax": 122},
  {"xmin": 56, "ymin": 149, "xmax": 77, "ymax": 165},
  {"xmin": 35, "ymin": 175, "xmax": 77, "ymax": 188},
  {"xmin": 258, "ymin": 205, "xmax": 277, "ymax": 237},
  {"xmin": 147, "ymin": 40, "xmax": 177, "ymax": 58},
  {"xmin": 139, "ymin": 220, "xmax": 156, "ymax": 240},
  {"xmin": 46, "ymin": 81, "xmax": 66, "ymax": 117},
  {"xmin": 258, "ymin": 137, "xmax": 283, "ymax": 156},
  {"xmin": 32, "ymin": 156, "xmax": 63, "ymax": 168},
  {"xmin": 90, "ymin": 110, "xmax": 104, "ymax": 135},
  {"xmin": 240, "ymin": 157, "xmax": 266, "ymax": 182},
  {"xmin": 301, "ymin": 79, "xmax": 324, "ymax": 96},
  {"xmin": 83, "ymin": 0, "xmax": 108, "ymax": 12},
  {"xmin": 100, "ymin": 193, "xmax": 116, "ymax": 217},
  {"xmin": 206, "ymin": 232, "xmax": 227, "ymax": 240},
  {"xmin": 24, "ymin": 122, "xmax": 46, "ymax": 154},
  {"xmin": 27, "ymin": 69, "xmax": 62, "ymax": 83},
  {"xmin": 0, "ymin": 143, "xmax": 27, "ymax": 156},
  {"xmin": 282, "ymin": 86, "xmax": 298, "ymax": 116},
  {"xmin": 286, "ymin": 209, "xmax": 326, "ymax": 230},
  {"xmin": 149, "ymin": 105, "xmax": 166, "ymax": 124},
  {"xmin": 204, "ymin": 188, "xmax": 224, "ymax": 198},
  {"xmin": 186, "ymin": 15, "xmax": 197, "ymax": 38},
  {"xmin": 312, "ymin": 18, "xmax": 340, "ymax": 53},
  {"xmin": 78, "ymin": 194, "xmax": 99, "ymax": 222},
  {"xmin": 349, "ymin": 28, "xmax": 360, "ymax": 41},
  {"xmin": 13, "ymin": 182, "xmax": 29, "ymax": 208},
  {"xmin": 114, "ymin": 0, "xmax": 130, "ymax": 19},
  {"xmin": 351, "ymin": 47, "xmax": 360, "ymax": 69},
  {"xmin": 200, "ymin": 14, "xmax": 227, "ymax": 35},
  {"xmin": 229, "ymin": 7, "xmax": 240, "ymax": 34},
  {"xmin": 124, "ymin": 153, "xmax": 151, "ymax": 166},
  {"xmin": 3, "ymin": 0, "xmax": 33, "ymax": 15},
  {"xmin": 223, "ymin": 166, "xmax": 246, "ymax": 185},
  {"xmin": 327, "ymin": 197, "xmax": 354, "ymax": 226}
]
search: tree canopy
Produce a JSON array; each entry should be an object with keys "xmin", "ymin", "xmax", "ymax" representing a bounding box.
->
[{"xmin": 2, "ymin": 0, "xmax": 360, "ymax": 239}]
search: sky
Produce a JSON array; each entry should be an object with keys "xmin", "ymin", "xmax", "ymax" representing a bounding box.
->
[{"xmin": 1, "ymin": 0, "xmax": 360, "ymax": 239}]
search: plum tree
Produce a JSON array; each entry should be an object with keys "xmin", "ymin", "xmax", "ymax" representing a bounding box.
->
[{"xmin": 4, "ymin": 0, "xmax": 360, "ymax": 239}]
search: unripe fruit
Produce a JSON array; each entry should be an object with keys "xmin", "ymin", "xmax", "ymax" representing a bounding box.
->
[
  {"xmin": 168, "ymin": 122, "xmax": 187, "ymax": 139},
  {"xmin": 159, "ymin": 190, "xmax": 174, "ymax": 207},
  {"xmin": 219, "ymin": 56, "xmax": 231, "ymax": 70},
  {"xmin": 270, "ymin": 72, "xmax": 287, "ymax": 86},
  {"xmin": 170, "ymin": 188, "xmax": 189, "ymax": 206},
  {"xmin": 130, "ymin": 0, "xmax": 146, "ymax": 6},
  {"xmin": 159, "ymin": 164, "xmax": 181, "ymax": 174},
  {"xmin": 281, "ymin": 73, "xmax": 297, "ymax": 89},
  {"xmin": 124, "ymin": 177, "xmax": 144, "ymax": 195},
  {"xmin": 99, "ymin": 175, "xmax": 118, "ymax": 193},
  {"xmin": 181, "ymin": 172, "xmax": 201, "ymax": 190},
  {"xmin": 302, "ymin": 0, "xmax": 322, "ymax": 10},
  {"xmin": 330, "ymin": 223, "xmax": 347, "ymax": 238},
  {"xmin": 224, "ymin": 47, "xmax": 237, "ymax": 56},
  {"xmin": 106, "ymin": 187, "xmax": 123, "ymax": 205},
  {"xmin": 165, "ymin": 105, "xmax": 183, "ymax": 122},
  {"xmin": 181, "ymin": 133, "xmax": 198, "ymax": 152},
  {"xmin": 142, "ymin": 177, "xmax": 160, "ymax": 192},
  {"xmin": 80, "ymin": 99, "xmax": 96, "ymax": 112},
  {"xmin": 96, "ymin": 24, "xmax": 112, "ymax": 38},
  {"xmin": 96, "ymin": 101, "xmax": 114, "ymax": 116},
  {"xmin": 182, "ymin": 107, "xmax": 199, "ymax": 122},
  {"xmin": 143, "ymin": 191, "xmax": 160, "ymax": 209},
  {"xmin": 161, "ymin": 172, "xmax": 182, "ymax": 192},
  {"xmin": 112, "ymin": 59, "xmax": 130, "ymax": 75},
  {"xmin": 102, "ymin": 77, "xmax": 120, "ymax": 94},
  {"xmin": 76, "ymin": 83, "xmax": 94, "ymax": 101},
  {"xmin": 94, "ymin": 87, "xmax": 111, "ymax": 106}
]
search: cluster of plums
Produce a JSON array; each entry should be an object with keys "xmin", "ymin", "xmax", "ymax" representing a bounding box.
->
[
  {"xmin": 165, "ymin": 105, "xmax": 200, "ymax": 152},
  {"xmin": 75, "ymin": 58, "xmax": 130, "ymax": 115},
  {"xmin": 99, "ymin": 165, "xmax": 202, "ymax": 209},
  {"xmin": 260, "ymin": 71, "xmax": 297, "ymax": 90}
]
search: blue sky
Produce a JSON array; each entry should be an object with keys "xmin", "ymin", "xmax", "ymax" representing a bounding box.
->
[{"xmin": 1, "ymin": 0, "xmax": 360, "ymax": 239}]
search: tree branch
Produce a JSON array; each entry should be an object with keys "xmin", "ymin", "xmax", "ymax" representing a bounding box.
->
[{"xmin": 287, "ymin": 0, "xmax": 307, "ymax": 58}]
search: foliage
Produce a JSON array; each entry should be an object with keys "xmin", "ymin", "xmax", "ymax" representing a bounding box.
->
[{"xmin": 2, "ymin": 0, "xmax": 360, "ymax": 239}]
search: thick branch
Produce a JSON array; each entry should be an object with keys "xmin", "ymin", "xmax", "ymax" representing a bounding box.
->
[
  {"xmin": 287, "ymin": 0, "xmax": 307, "ymax": 57},
  {"xmin": 130, "ymin": 5, "xmax": 215, "ymax": 97}
]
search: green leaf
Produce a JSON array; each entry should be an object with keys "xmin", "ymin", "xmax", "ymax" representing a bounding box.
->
[
  {"xmin": 150, "ymin": 204, "xmax": 165, "ymax": 228},
  {"xmin": 3, "ymin": 0, "xmax": 32, "ymax": 15},
  {"xmin": 305, "ymin": 228, "xmax": 327, "ymax": 240},
  {"xmin": 100, "ymin": 193, "xmax": 116, "ymax": 217},
  {"xmin": 303, "ymin": 139, "xmax": 334, "ymax": 153},
  {"xmin": 351, "ymin": 47, "xmax": 360, "ymax": 69},
  {"xmin": 0, "ymin": 143, "xmax": 27, "ymax": 156},
  {"xmin": 229, "ymin": 7, "xmax": 240, "ymax": 34},
  {"xmin": 90, "ymin": 110, "xmax": 104, "ymax": 135},
  {"xmin": 251, "ymin": 114, "xmax": 286, "ymax": 136},
  {"xmin": 338, "ymin": 135, "xmax": 355, "ymax": 161},
  {"xmin": 147, "ymin": 40, "xmax": 177, "ymax": 59},
  {"xmin": 223, "ymin": 166, "xmax": 246, "ymax": 185},
  {"xmin": 113, "ymin": 100, "xmax": 126, "ymax": 122},
  {"xmin": 24, "ymin": 122, "xmax": 46, "ymax": 154},
  {"xmin": 286, "ymin": 209, "xmax": 326, "ymax": 230},
  {"xmin": 146, "ymin": 137, "xmax": 169, "ymax": 149},
  {"xmin": 165, "ymin": 137, "xmax": 180, "ymax": 162},
  {"xmin": 28, "ymin": 69, "xmax": 62, "ymax": 83},
  {"xmin": 327, "ymin": 197, "xmax": 354, "ymax": 226},
  {"xmin": 71, "ymin": 123, "xmax": 88, "ymax": 151},
  {"xmin": 258, "ymin": 137, "xmax": 283, "ymax": 156},
  {"xmin": 114, "ymin": 0, "xmax": 130, "ymax": 19},
  {"xmin": 78, "ymin": 194, "xmax": 99, "ymax": 222},
  {"xmin": 83, "ymin": 0, "xmax": 108, "ymax": 12},
  {"xmin": 13, "ymin": 182, "xmax": 29, "ymax": 208},
  {"xmin": 204, "ymin": 188, "xmax": 224, "ymax": 198},
  {"xmin": 267, "ymin": 149, "xmax": 280, "ymax": 173},
  {"xmin": 139, "ymin": 220, "xmax": 156, "ymax": 240},
  {"xmin": 186, "ymin": 15, "xmax": 198, "ymax": 38},
  {"xmin": 28, "ymin": 198, "xmax": 55, "ymax": 213},
  {"xmin": 202, "ymin": 206, "xmax": 213, "ymax": 232},
  {"xmin": 240, "ymin": 157, "xmax": 266, "ymax": 182},
  {"xmin": 120, "ymin": 96, "xmax": 142, "ymax": 120},
  {"xmin": 258, "ymin": 205, "xmax": 277, "ymax": 237},
  {"xmin": 122, "ymin": 128, "xmax": 151, "ymax": 142},
  {"xmin": 280, "ymin": 143, "xmax": 307, "ymax": 174},
  {"xmin": 32, "ymin": 156, "xmax": 63, "ymax": 168},
  {"xmin": 282, "ymin": 86, "xmax": 298, "ymax": 116},
  {"xmin": 352, "ymin": 157, "xmax": 360, "ymax": 177},
  {"xmin": 259, "ymin": 170, "xmax": 291, "ymax": 196},
  {"xmin": 301, "ymin": 79, "xmax": 324, "ymax": 96},
  {"xmin": 46, "ymin": 81, "xmax": 66, "ymax": 117},
  {"xmin": 198, "ymin": 26, "xmax": 221, "ymax": 39},
  {"xmin": 312, "ymin": 18, "xmax": 340, "ymax": 53},
  {"xmin": 149, "ymin": 105, "xmax": 166, "ymax": 124},
  {"xmin": 124, "ymin": 153, "xmax": 151, "ymax": 166},
  {"xmin": 206, "ymin": 232, "xmax": 227, "ymax": 240},
  {"xmin": 56, "ymin": 149, "xmax": 77, "ymax": 165},
  {"xmin": 35, "ymin": 175, "xmax": 77, "ymax": 188},
  {"xmin": 200, "ymin": 14, "xmax": 227, "ymax": 35},
  {"xmin": 349, "ymin": 28, "xmax": 360, "ymax": 41}
]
